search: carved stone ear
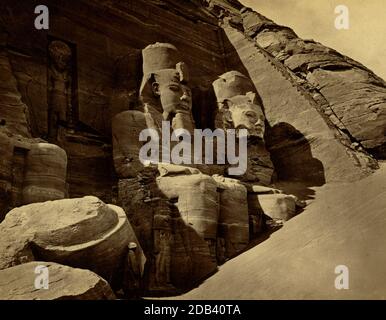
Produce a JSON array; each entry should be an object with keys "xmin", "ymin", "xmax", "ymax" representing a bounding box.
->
[
  {"xmin": 246, "ymin": 91, "xmax": 256, "ymax": 103},
  {"xmin": 152, "ymin": 82, "xmax": 160, "ymax": 97},
  {"xmin": 222, "ymin": 99, "xmax": 232, "ymax": 110},
  {"xmin": 223, "ymin": 108, "xmax": 233, "ymax": 124},
  {"xmin": 176, "ymin": 62, "xmax": 189, "ymax": 83}
]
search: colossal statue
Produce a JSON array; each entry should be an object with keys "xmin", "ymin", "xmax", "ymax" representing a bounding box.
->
[
  {"xmin": 213, "ymin": 70, "xmax": 265, "ymax": 140},
  {"xmin": 139, "ymin": 43, "xmax": 221, "ymax": 257},
  {"xmin": 213, "ymin": 71, "xmax": 305, "ymax": 233},
  {"xmin": 213, "ymin": 70, "xmax": 274, "ymax": 184},
  {"xmin": 113, "ymin": 45, "xmax": 305, "ymax": 293},
  {"xmin": 112, "ymin": 43, "xmax": 218, "ymax": 292}
]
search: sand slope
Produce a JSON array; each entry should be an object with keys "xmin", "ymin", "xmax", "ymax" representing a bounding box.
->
[{"xmin": 179, "ymin": 163, "xmax": 386, "ymax": 299}]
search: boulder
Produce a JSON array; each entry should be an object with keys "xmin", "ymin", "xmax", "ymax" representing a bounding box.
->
[
  {"xmin": 0, "ymin": 261, "xmax": 116, "ymax": 300},
  {"xmin": 0, "ymin": 196, "xmax": 141, "ymax": 283},
  {"xmin": 257, "ymin": 194, "xmax": 297, "ymax": 222}
]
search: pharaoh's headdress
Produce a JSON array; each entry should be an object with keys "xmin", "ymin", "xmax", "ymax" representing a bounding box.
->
[
  {"xmin": 139, "ymin": 42, "xmax": 189, "ymax": 105},
  {"xmin": 212, "ymin": 70, "xmax": 256, "ymax": 103}
]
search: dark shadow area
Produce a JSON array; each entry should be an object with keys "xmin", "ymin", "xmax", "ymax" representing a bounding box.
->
[
  {"xmin": 369, "ymin": 142, "xmax": 386, "ymax": 160},
  {"xmin": 192, "ymin": 85, "xmax": 218, "ymax": 130},
  {"xmin": 0, "ymin": 195, "xmax": 10, "ymax": 223},
  {"xmin": 244, "ymin": 223, "xmax": 282, "ymax": 253},
  {"xmin": 117, "ymin": 170, "xmax": 218, "ymax": 298},
  {"xmin": 215, "ymin": 216, "xmax": 288, "ymax": 268},
  {"xmin": 265, "ymin": 122, "xmax": 326, "ymax": 201}
]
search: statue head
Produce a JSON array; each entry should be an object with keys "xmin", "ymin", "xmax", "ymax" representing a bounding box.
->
[
  {"xmin": 139, "ymin": 43, "xmax": 192, "ymax": 120},
  {"xmin": 48, "ymin": 40, "xmax": 72, "ymax": 72},
  {"xmin": 224, "ymin": 92, "xmax": 265, "ymax": 138},
  {"xmin": 213, "ymin": 71, "xmax": 265, "ymax": 140}
]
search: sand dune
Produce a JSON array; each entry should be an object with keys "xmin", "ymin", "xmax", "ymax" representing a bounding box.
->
[{"xmin": 178, "ymin": 162, "xmax": 386, "ymax": 299}]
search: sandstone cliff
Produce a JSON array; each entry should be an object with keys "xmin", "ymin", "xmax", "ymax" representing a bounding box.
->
[{"xmin": 0, "ymin": 0, "xmax": 385, "ymax": 299}]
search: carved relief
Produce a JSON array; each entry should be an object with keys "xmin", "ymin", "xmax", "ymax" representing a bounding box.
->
[
  {"xmin": 152, "ymin": 212, "xmax": 174, "ymax": 290},
  {"xmin": 47, "ymin": 40, "xmax": 75, "ymax": 140}
]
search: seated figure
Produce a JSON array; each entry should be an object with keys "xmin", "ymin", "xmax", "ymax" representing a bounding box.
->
[
  {"xmin": 213, "ymin": 70, "xmax": 274, "ymax": 185},
  {"xmin": 212, "ymin": 71, "xmax": 304, "ymax": 235},
  {"xmin": 112, "ymin": 43, "xmax": 218, "ymax": 291}
]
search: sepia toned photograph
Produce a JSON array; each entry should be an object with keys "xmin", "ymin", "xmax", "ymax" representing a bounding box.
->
[{"xmin": 0, "ymin": 0, "xmax": 385, "ymax": 306}]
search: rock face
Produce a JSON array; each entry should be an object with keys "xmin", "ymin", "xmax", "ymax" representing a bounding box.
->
[
  {"xmin": 239, "ymin": 7, "xmax": 386, "ymax": 158},
  {"xmin": 0, "ymin": 133, "xmax": 13, "ymax": 220},
  {"xmin": 0, "ymin": 0, "xmax": 384, "ymax": 299},
  {"xmin": 257, "ymin": 194, "xmax": 296, "ymax": 222},
  {"xmin": 0, "ymin": 135, "xmax": 67, "ymax": 221},
  {"xmin": 0, "ymin": 261, "xmax": 116, "ymax": 300},
  {"xmin": 222, "ymin": 23, "xmax": 377, "ymax": 183},
  {"xmin": 0, "ymin": 49, "xmax": 31, "ymax": 137},
  {"xmin": 0, "ymin": 196, "xmax": 140, "ymax": 286}
]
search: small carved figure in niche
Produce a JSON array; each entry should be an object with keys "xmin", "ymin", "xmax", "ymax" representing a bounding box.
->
[
  {"xmin": 48, "ymin": 40, "xmax": 73, "ymax": 140},
  {"xmin": 249, "ymin": 214, "xmax": 264, "ymax": 237},
  {"xmin": 123, "ymin": 242, "xmax": 141, "ymax": 298},
  {"xmin": 216, "ymin": 237, "xmax": 226, "ymax": 264},
  {"xmin": 153, "ymin": 212, "xmax": 174, "ymax": 289}
]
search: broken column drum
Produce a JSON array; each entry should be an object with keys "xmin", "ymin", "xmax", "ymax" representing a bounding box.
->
[{"xmin": 22, "ymin": 143, "xmax": 67, "ymax": 204}]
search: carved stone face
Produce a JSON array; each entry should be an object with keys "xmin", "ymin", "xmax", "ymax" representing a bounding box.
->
[
  {"xmin": 48, "ymin": 41, "xmax": 72, "ymax": 72},
  {"xmin": 226, "ymin": 94, "xmax": 265, "ymax": 139},
  {"xmin": 152, "ymin": 69, "xmax": 192, "ymax": 117}
]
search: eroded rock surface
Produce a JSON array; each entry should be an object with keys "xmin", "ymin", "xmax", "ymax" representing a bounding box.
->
[
  {"xmin": 0, "ymin": 196, "xmax": 140, "ymax": 284},
  {"xmin": 240, "ymin": 7, "xmax": 386, "ymax": 158},
  {"xmin": 0, "ymin": 261, "xmax": 116, "ymax": 300}
]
